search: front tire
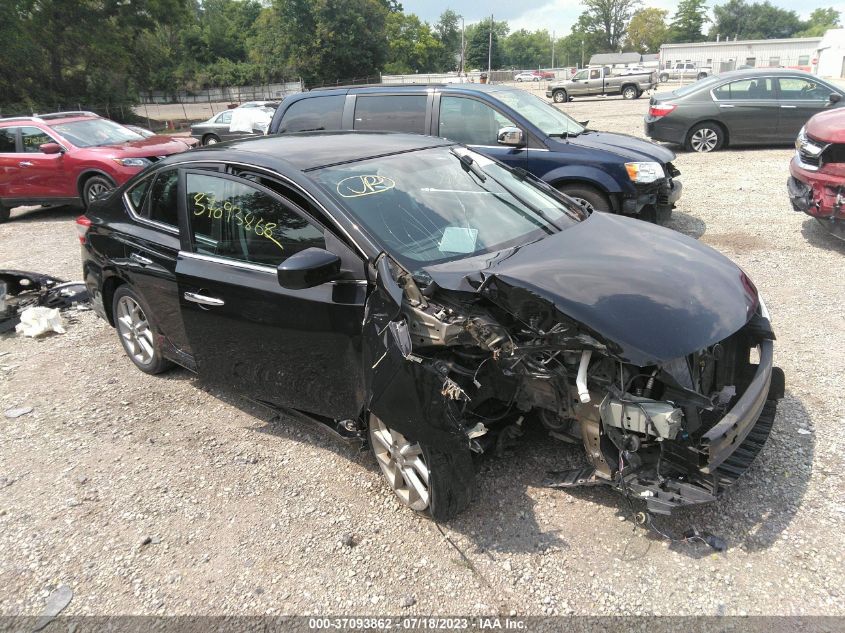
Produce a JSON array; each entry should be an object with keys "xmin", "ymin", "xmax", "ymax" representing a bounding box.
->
[
  {"xmin": 82, "ymin": 175, "xmax": 115, "ymax": 208},
  {"xmin": 697, "ymin": 72, "xmax": 708, "ymax": 80},
  {"xmin": 686, "ymin": 122, "xmax": 725, "ymax": 153},
  {"xmin": 112, "ymin": 286, "xmax": 173, "ymax": 375},
  {"xmin": 0, "ymin": 205, "xmax": 10, "ymax": 223},
  {"xmin": 556, "ymin": 184, "xmax": 610, "ymax": 213},
  {"xmin": 368, "ymin": 414, "xmax": 474, "ymax": 521},
  {"xmin": 622, "ymin": 85, "xmax": 638, "ymax": 100},
  {"xmin": 552, "ymin": 89, "xmax": 567, "ymax": 104},
  {"xmin": 659, "ymin": 73, "xmax": 669, "ymax": 83}
]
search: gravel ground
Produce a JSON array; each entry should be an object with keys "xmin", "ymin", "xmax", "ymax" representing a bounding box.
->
[{"xmin": 1, "ymin": 96, "xmax": 844, "ymax": 618}]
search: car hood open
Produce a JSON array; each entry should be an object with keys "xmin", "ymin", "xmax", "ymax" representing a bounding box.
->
[
  {"xmin": 423, "ymin": 213, "xmax": 759, "ymax": 366},
  {"xmin": 556, "ymin": 130, "xmax": 676, "ymax": 164}
]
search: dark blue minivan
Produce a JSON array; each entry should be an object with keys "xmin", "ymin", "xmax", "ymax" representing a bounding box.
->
[{"xmin": 268, "ymin": 84, "xmax": 682, "ymax": 221}]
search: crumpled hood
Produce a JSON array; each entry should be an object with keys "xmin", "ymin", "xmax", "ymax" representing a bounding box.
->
[
  {"xmin": 553, "ymin": 130, "xmax": 676, "ymax": 164},
  {"xmin": 805, "ymin": 107, "xmax": 845, "ymax": 143},
  {"xmin": 424, "ymin": 213, "xmax": 759, "ymax": 366}
]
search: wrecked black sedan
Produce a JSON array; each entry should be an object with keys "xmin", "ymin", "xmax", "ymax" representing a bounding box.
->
[{"xmin": 80, "ymin": 132, "xmax": 784, "ymax": 520}]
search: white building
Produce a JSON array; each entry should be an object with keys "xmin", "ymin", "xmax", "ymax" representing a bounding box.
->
[
  {"xmin": 660, "ymin": 36, "xmax": 823, "ymax": 75},
  {"xmin": 815, "ymin": 29, "xmax": 845, "ymax": 78}
]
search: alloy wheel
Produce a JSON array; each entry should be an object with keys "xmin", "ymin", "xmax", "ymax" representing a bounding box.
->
[
  {"xmin": 690, "ymin": 128, "xmax": 719, "ymax": 152},
  {"xmin": 369, "ymin": 415, "xmax": 430, "ymax": 512},
  {"xmin": 86, "ymin": 181, "xmax": 110, "ymax": 202},
  {"xmin": 205, "ymin": 136, "xmax": 219, "ymax": 145},
  {"xmin": 116, "ymin": 295, "xmax": 155, "ymax": 366}
]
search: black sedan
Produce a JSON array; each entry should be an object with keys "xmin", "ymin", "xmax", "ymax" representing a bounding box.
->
[
  {"xmin": 645, "ymin": 68, "xmax": 844, "ymax": 152},
  {"xmin": 79, "ymin": 132, "xmax": 783, "ymax": 521}
]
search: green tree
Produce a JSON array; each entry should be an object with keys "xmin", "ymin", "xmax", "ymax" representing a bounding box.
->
[
  {"xmin": 797, "ymin": 8, "xmax": 840, "ymax": 37},
  {"xmin": 625, "ymin": 8, "xmax": 668, "ymax": 53},
  {"xmin": 465, "ymin": 19, "xmax": 509, "ymax": 70},
  {"xmin": 383, "ymin": 12, "xmax": 445, "ymax": 74},
  {"xmin": 710, "ymin": 0, "xmax": 803, "ymax": 40},
  {"xmin": 434, "ymin": 9, "xmax": 462, "ymax": 71},
  {"xmin": 668, "ymin": 0, "xmax": 709, "ymax": 43},
  {"xmin": 579, "ymin": 0, "xmax": 642, "ymax": 50},
  {"xmin": 503, "ymin": 29, "xmax": 553, "ymax": 69}
]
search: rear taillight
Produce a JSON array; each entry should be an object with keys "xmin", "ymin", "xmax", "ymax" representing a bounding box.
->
[
  {"xmin": 648, "ymin": 103, "xmax": 677, "ymax": 118},
  {"xmin": 76, "ymin": 215, "xmax": 92, "ymax": 244}
]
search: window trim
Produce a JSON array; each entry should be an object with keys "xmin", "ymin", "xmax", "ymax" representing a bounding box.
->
[
  {"xmin": 181, "ymin": 167, "xmax": 327, "ymax": 268},
  {"xmin": 709, "ymin": 76, "xmax": 779, "ymax": 102},
  {"xmin": 123, "ymin": 172, "xmax": 180, "ymax": 235},
  {"xmin": 435, "ymin": 94, "xmax": 521, "ymax": 149}
]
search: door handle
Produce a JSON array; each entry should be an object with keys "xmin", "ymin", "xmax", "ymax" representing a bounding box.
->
[
  {"xmin": 184, "ymin": 291, "xmax": 224, "ymax": 307},
  {"xmin": 19, "ymin": 161, "xmax": 33, "ymax": 167},
  {"xmin": 130, "ymin": 252, "xmax": 153, "ymax": 266},
  {"xmin": 781, "ymin": 105, "xmax": 797, "ymax": 109}
]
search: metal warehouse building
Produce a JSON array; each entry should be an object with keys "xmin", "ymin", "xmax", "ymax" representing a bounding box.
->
[{"xmin": 659, "ymin": 36, "xmax": 823, "ymax": 75}]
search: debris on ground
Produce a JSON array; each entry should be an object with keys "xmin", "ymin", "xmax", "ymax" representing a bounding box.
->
[
  {"xmin": 4, "ymin": 406, "xmax": 33, "ymax": 419},
  {"xmin": 0, "ymin": 270, "xmax": 89, "ymax": 334},
  {"xmin": 15, "ymin": 307, "xmax": 65, "ymax": 337},
  {"xmin": 32, "ymin": 585, "xmax": 73, "ymax": 632}
]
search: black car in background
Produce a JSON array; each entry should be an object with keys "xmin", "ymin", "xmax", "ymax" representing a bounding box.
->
[
  {"xmin": 645, "ymin": 68, "xmax": 844, "ymax": 152},
  {"xmin": 267, "ymin": 84, "xmax": 682, "ymax": 222},
  {"xmin": 79, "ymin": 132, "xmax": 783, "ymax": 521}
]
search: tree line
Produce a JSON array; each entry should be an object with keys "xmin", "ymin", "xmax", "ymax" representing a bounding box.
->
[{"xmin": 0, "ymin": 0, "xmax": 840, "ymax": 115}]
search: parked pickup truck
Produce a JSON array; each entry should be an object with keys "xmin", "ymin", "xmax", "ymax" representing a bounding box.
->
[
  {"xmin": 546, "ymin": 66, "xmax": 656, "ymax": 103},
  {"xmin": 658, "ymin": 63, "xmax": 711, "ymax": 83}
]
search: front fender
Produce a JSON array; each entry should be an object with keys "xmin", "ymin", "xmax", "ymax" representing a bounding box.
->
[{"xmin": 542, "ymin": 164, "xmax": 625, "ymax": 195}]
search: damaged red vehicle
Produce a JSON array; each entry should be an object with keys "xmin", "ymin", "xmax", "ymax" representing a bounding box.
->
[
  {"xmin": 788, "ymin": 107, "xmax": 845, "ymax": 239},
  {"xmin": 79, "ymin": 132, "xmax": 785, "ymax": 521}
]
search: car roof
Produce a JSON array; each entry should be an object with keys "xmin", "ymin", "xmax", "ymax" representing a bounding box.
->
[
  {"xmin": 713, "ymin": 68, "xmax": 827, "ymax": 80},
  {"xmin": 159, "ymin": 131, "xmax": 454, "ymax": 172},
  {"xmin": 306, "ymin": 82, "xmax": 517, "ymax": 96},
  {"xmin": 0, "ymin": 112, "xmax": 101, "ymax": 127}
]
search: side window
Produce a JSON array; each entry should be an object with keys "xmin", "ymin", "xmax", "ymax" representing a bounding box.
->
[
  {"xmin": 778, "ymin": 77, "xmax": 830, "ymax": 101},
  {"xmin": 21, "ymin": 127, "xmax": 54, "ymax": 153},
  {"xmin": 146, "ymin": 170, "xmax": 179, "ymax": 227},
  {"xmin": 126, "ymin": 177, "xmax": 152, "ymax": 213},
  {"xmin": 798, "ymin": 55, "xmax": 810, "ymax": 66},
  {"xmin": 589, "ymin": 69, "xmax": 600, "ymax": 79},
  {"xmin": 186, "ymin": 172, "xmax": 325, "ymax": 266},
  {"xmin": 713, "ymin": 78, "xmax": 774, "ymax": 100},
  {"xmin": 353, "ymin": 95, "xmax": 427, "ymax": 134},
  {"xmin": 573, "ymin": 70, "xmax": 588, "ymax": 80},
  {"xmin": 0, "ymin": 128, "xmax": 17, "ymax": 153},
  {"xmin": 217, "ymin": 111, "xmax": 232, "ymax": 125},
  {"xmin": 438, "ymin": 96, "xmax": 516, "ymax": 146},
  {"xmin": 278, "ymin": 96, "xmax": 345, "ymax": 133}
]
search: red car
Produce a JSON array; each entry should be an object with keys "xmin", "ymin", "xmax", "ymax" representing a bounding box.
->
[
  {"xmin": 788, "ymin": 107, "xmax": 845, "ymax": 240},
  {"xmin": 533, "ymin": 70, "xmax": 556, "ymax": 80},
  {"xmin": 0, "ymin": 111, "xmax": 190, "ymax": 223}
]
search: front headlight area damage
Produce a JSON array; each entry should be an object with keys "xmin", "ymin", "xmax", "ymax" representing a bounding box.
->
[{"xmin": 372, "ymin": 260, "xmax": 785, "ymax": 516}]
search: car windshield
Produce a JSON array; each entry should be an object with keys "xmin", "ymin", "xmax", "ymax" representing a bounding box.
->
[
  {"xmin": 493, "ymin": 89, "xmax": 584, "ymax": 136},
  {"xmin": 312, "ymin": 146, "xmax": 584, "ymax": 274},
  {"xmin": 49, "ymin": 118, "xmax": 144, "ymax": 147}
]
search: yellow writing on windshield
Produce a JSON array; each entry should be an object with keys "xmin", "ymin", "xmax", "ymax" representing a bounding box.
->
[
  {"xmin": 336, "ymin": 175, "xmax": 395, "ymax": 198},
  {"xmin": 192, "ymin": 192, "xmax": 284, "ymax": 251}
]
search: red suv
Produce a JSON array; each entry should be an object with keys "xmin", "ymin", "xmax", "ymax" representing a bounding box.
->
[
  {"xmin": 788, "ymin": 107, "xmax": 845, "ymax": 240},
  {"xmin": 0, "ymin": 111, "xmax": 190, "ymax": 223}
]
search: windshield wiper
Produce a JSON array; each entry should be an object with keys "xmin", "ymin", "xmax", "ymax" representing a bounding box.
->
[{"xmin": 450, "ymin": 149, "xmax": 486, "ymax": 182}]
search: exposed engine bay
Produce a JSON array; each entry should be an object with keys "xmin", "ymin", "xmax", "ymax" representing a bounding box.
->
[{"xmin": 373, "ymin": 255, "xmax": 785, "ymax": 516}]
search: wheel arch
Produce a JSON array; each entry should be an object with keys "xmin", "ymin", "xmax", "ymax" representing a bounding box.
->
[
  {"xmin": 549, "ymin": 177, "xmax": 619, "ymax": 212},
  {"xmin": 101, "ymin": 271, "xmax": 126, "ymax": 327},
  {"xmin": 77, "ymin": 169, "xmax": 117, "ymax": 199},
  {"xmin": 689, "ymin": 119, "xmax": 730, "ymax": 147}
]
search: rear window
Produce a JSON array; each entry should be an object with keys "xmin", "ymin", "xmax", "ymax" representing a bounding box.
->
[
  {"xmin": 353, "ymin": 95, "xmax": 427, "ymax": 134},
  {"xmin": 278, "ymin": 96, "xmax": 344, "ymax": 133}
]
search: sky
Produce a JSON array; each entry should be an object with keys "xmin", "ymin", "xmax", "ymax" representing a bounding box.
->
[{"xmin": 400, "ymin": 0, "xmax": 845, "ymax": 39}]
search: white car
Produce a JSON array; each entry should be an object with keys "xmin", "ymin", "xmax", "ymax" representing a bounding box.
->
[{"xmin": 514, "ymin": 71, "xmax": 540, "ymax": 82}]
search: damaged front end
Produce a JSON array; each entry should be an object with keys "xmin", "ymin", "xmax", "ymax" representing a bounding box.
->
[{"xmin": 365, "ymin": 219, "xmax": 785, "ymax": 516}]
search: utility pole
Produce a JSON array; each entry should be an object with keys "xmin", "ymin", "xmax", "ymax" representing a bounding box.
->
[
  {"xmin": 488, "ymin": 14, "xmax": 493, "ymax": 76},
  {"xmin": 551, "ymin": 30, "xmax": 555, "ymax": 69},
  {"xmin": 460, "ymin": 16, "xmax": 465, "ymax": 75},
  {"xmin": 581, "ymin": 38, "xmax": 585, "ymax": 68}
]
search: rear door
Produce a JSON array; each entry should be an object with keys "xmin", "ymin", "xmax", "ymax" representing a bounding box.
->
[
  {"xmin": 435, "ymin": 95, "xmax": 527, "ymax": 170},
  {"xmin": 711, "ymin": 77, "xmax": 779, "ymax": 144},
  {"xmin": 776, "ymin": 76, "xmax": 839, "ymax": 141},
  {"xmin": 175, "ymin": 168, "xmax": 368, "ymax": 419}
]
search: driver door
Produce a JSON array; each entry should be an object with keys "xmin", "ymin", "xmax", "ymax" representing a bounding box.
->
[
  {"xmin": 174, "ymin": 168, "xmax": 368, "ymax": 419},
  {"xmin": 436, "ymin": 95, "xmax": 527, "ymax": 171},
  {"xmin": 776, "ymin": 76, "xmax": 839, "ymax": 141}
]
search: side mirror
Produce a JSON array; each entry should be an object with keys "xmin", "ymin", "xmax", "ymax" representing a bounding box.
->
[
  {"xmin": 40, "ymin": 142, "xmax": 63, "ymax": 154},
  {"xmin": 276, "ymin": 247, "xmax": 341, "ymax": 290},
  {"xmin": 497, "ymin": 126, "xmax": 524, "ymax": 147},
  {"xmin": 830, "ymin": 93, "xmax": 842, "ymax": 104}
]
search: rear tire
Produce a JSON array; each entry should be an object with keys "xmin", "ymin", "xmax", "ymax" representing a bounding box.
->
[
  {"xmin": 659, "ymin": 73, "xmax": 669, "ymax": 83},
  {"xmin": 0, "ymin": 206, "xmax": 10, "ymax": 223},
  {"xmin": 112, "ymin": 286, "xmax": 173, "ymax": 375},
  {"xmin": 622, "ymin": 85, "xmax": 638, "ymax": 100},
  {"xmin": 368, "ymin": 414, "xmax": 474, "ymax": 522},
  {"xmin": 685, "ymin": 122, "xmax": 725, "ymax": 153},
  {"xmin": 82, "ymin": 175, "xmax": 115, "ymax": 209},
  {"xmin": 203, "ymin": 134, "xmax": 220, "ymax": 145},
  {"xmin": 556, "ymin": 184, "xmax": 610, "ymax": 213},
  {"xmin": 552, "ymin": 89, "xmax": 567, "ymax": 104},
  {"xmin": 697, "ymin": 72, "xmax": 708, "ymax": 80}
]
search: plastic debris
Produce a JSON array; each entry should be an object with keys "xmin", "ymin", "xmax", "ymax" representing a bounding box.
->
[
  {"xmin": 32, "ymin": 585, "xmax": 73, "ymax": 632},
  {"xmin": 15, "ymin": 306, "xmax": 65, "ymax": 337},
  {"xmin": 4, "ymin": 406, "xmax": 33, "ymax": 419}
]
